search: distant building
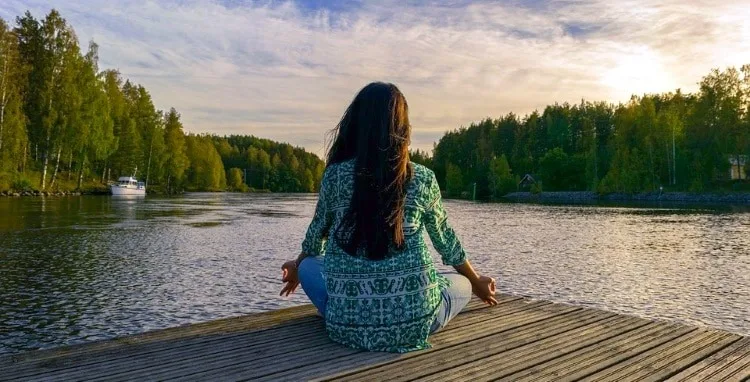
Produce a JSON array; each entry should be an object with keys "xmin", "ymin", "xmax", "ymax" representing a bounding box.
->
[
  {"xmin": 729, "ymin": 155, "xmax": 747, "ymax": 180},
  {"xmin": 518, "ymin": 174, "xmax": 538, "ymax": 190}
]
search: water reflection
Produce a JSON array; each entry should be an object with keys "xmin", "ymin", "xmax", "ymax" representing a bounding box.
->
[{"xmin": 0, "ymin": 195, "xmax": 748, "ymax": 354}]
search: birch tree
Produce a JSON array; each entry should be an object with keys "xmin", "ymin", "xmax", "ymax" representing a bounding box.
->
[
  {"xmin": 0, "ymin": 18, "xmax": 27, "ymax": 172},
  {"xmin": 25, "ymin": 10, "xmax": 78, "ymax": 190}
]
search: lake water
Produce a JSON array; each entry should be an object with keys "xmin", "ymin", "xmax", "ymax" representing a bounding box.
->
[{"xmin": 1, "ymin": 194, "xmax": 749, "ymax": 354}]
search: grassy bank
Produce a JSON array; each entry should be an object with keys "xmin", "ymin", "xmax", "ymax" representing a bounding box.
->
[{"xmin": 0, "ymin": 170, "xmax": 108, "ymax": 195}]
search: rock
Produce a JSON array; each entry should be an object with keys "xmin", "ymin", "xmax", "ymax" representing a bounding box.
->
[{"xmin": 12, "ymin": 192, "xmax": 20, "ymax": 197}]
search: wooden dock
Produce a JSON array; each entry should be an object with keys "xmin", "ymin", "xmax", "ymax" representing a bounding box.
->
[{"xmin": 2, "ymin": 294, "xmax": 749, "ymax": 381}]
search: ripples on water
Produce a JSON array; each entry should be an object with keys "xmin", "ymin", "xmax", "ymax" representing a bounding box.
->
[{"xmin": 0, "ymin": 194, "xmax": 748, "ymax": 354}]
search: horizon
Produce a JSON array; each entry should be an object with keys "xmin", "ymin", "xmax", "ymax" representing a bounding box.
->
[{"xmin": 2, "ymin": 0, "xmax": 749, "ymax": 156}]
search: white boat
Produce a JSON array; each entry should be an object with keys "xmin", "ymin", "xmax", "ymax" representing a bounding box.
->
[{"xmin": 111, "ymin": 168, "xmax": 146, "ymax": 196}]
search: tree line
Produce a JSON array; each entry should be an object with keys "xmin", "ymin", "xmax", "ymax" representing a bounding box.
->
[
  {"xmin": 427, "ymin": 66, "xmax": 750, "ymax": 198},
  {"xmin": 0, "ymin": 10, "xmax": 324, "ymax": 194}
]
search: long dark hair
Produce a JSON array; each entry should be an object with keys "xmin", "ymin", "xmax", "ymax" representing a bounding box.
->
[{"xmin": 326, "ymin": 82, "xmax": 413, "ymax": 260}]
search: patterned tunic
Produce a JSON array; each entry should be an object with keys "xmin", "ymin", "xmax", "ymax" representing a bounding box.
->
[{"xmin": 301, "ymin": 160, "xmax": 467, "ymax": 353}]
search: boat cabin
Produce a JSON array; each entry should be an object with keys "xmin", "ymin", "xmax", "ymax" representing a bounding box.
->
[{"xmin": 117, "ymin": 177, "xmax": 145, "ymax": 189}]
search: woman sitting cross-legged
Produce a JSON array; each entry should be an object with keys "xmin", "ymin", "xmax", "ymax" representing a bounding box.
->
[{"xmin": 280, "ymin": 82, "xmax": 497, "ymax": 353}]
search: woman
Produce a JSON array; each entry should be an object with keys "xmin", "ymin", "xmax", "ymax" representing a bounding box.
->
[{"xmin": 279, "ymin": 82, "xmax": 497, "ymax": 353}]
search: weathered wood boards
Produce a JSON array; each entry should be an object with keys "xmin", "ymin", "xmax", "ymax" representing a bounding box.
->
[{"xmin": 1, "ymin": 295, "xmax": 747, "ymax": 382}]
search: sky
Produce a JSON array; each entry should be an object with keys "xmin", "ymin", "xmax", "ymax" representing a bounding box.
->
[{"xmin": 1, "ymin": 0, "xmax": 750, "ymax": 155}]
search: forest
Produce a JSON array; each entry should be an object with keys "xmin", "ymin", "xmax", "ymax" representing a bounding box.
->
[
  {"xmin": 428, "ymin": 66, "xmax": 750, "ymax": 199},
  {"xmin": 0, "ymin": 10, "xmax": 324, "ymax": 194},
  {"xmin": 3, "ymin": 9, "xmax": 749, "ymax": 199}
]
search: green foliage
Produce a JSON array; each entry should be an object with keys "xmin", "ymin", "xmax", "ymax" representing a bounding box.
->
[
  {"xmin": 184, "ymin": 134, "xmax": 226, "ymax": 191},
  {"xmin": 212, "ymin": 135, "xmax": 324, "ymax": 192},
  {"xmin": 598, "ymin": 148, "xmax": 650, "ymax": 193},
  {"xmin": 0, "ymin": 9, "xmax": 325, "ymax": 194},
  {"xmin": 488, "ymin": 155, "xmax": 515, "ymax": 197},
  {"xmin": 11, "ymin": 176, "xmax": 32, "ymax": 192},
  {"xmin": 410, "ymin": 149, "xmax": 432, "ymax": 168},
  {"xmin": 0, "ymin": 19, "xmax": 27, "ymax": 173},
  {"xmin": 227, "ymin": 167, "xmax": 246, "ymax": 191},
  {"xmin": 530, "ymin": 182, "xmax": 543, "ymax": 194},
  {"xmin": 428, "ymin": 67, "xmax": 750, "ymax": 198},
  {"xmin": 538, "ymin": 148, "xmax": 567, "ymax": 191},
  {"xmin": 163, "ymin": 108, "xmax": 189, "ymax": 193},
  {"xmin": 445, "ymin": 163, "xmax": 463, "ymax": 197},
  {"xmin": 536, "ymin": 148, "xmax": 587, "ymax": 191}
]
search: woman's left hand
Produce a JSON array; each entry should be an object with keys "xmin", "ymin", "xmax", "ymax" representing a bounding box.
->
[
  {"xmin": 279, "ymin": 260, "xmax": 300, "ymax": 296},
  {"xmin": 471, "ymin": 275, "xmax": 498, "ymax": 305}
]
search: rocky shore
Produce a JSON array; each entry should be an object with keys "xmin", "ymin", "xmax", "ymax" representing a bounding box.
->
[
  {"xmin": 503, "ymin": 191, "xmax": 750, "ymax": 204},
  {"xmin": 0, "ymin": 190, "xmax": 108, "ymax": 197}
]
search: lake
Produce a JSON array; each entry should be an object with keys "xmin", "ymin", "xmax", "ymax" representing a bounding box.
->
[{"xmin": 1, "ymin": 194, "xmax": 749, "ymax": 354}]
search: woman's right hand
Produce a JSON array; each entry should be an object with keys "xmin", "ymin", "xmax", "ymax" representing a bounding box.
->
[
  {"xmin": 471, "ymin": 275, "xmax": 498, "ymax": 305},
  {"xmin": 279, "ymin": 260, "xmax": 300, "ymax": 297}
]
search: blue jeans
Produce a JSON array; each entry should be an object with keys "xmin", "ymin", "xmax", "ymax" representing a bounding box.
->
[{"xmin": 297, "ymin": 256, "xmax": 473, "ymax": 333}]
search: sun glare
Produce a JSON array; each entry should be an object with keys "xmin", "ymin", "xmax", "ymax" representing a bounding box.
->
[{"xmin": 602, "ymin": 47, "xmax": 676, "ymax": 99}]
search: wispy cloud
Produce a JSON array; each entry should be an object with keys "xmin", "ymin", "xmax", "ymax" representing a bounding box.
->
[{"xmin": 2, "ymin": 0, "xmax": 749, "ymax": 155}]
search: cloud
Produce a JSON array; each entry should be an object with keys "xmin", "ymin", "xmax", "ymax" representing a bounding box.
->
[{"xmin": 1, "ymin": 0, "xmax": 749, "ymax": 155}]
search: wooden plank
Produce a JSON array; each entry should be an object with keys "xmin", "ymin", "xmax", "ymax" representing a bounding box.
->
[
  {"xmin": 622, "ymin": 332, "xmax": 740, "ymax": 382},
  {"xmin": 3, "ymin": 294, "xmax": 747, "ymax": 382},
  {"xmin": 636, "ymin": 333, "xmax": 741, "ymax": 381},
  {"xmin": 266, "ymin": 310, "xmax": 589, "ymax": 382},
  {"xmin": 3, "ymin": 315, "xmax": 324, "ymax": 380},
  {"xmin": 415, "ymin": 299, "xmax": 551, "ymax": 336},
  {"xmin": 707, "ymin": 359, "xmax": 750, "ymax": 382},
  {"xmin": 416, "ymin": 303, "xmax": 583, "ymax": 346},
  {"xmin": 308, "ymin": 308, "xmax": 602, "ymax": 382},
  {"xmin": 695, "ymin": 355, "xmax": 750, "ymax": 382},
  {"xmin": 162, "ymin": 301, "xmax": 574, "ymax": 381},
  {"xmin": 503, "ymin": 322, "xmax": 697, "ymax": 381},
  {"xmin": 666, "ymin": 337, "xmax": 750, "ymax": 382},
  {"xmin": 414, "ymin": 315, "xmax": 646, "ymax": 382},
  {"xmin": 514, "ymin": 323, "xmax": 696, "ymax": 381},
  {"xmin": 71, "ymin": 298, "xmax": 538, "ymax": 381},
  {"xmin": 37, "ymin": 323, "xmax": 332, "ymax": 382},
  {"xmin": 5, "ymin": 296, "xmax": 522, "ymax": 380},
  {"xmin": 580, "ymin": 330, "xmax": 742, "ymax": 382},
  {"xmin": 208, "ymin": 304, "xmax": 585, "ymax": 381},
  {"xmin": 254, "ymin": 302, "xmax": 572, "ymax": 381},
  {"xmin": 0, "ymin": 304, "xmax": 316, "ymax": 367}
]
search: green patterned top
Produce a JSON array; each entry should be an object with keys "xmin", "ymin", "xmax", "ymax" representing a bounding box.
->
[{"xmin": 301, "ymin": 160, "xmax": 467, "ymax": 353}]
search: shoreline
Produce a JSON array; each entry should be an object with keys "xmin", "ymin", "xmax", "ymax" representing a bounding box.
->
[
  {"xmin": 503, "ymin": 191, "xmax": 750, "ymax": 204},
  {"xmin": 0, "ymin": 189, "xmax": 284, "ymax": 197},
  {"xmin": 5, "ymin": 189, "xmax": 750, "ymax": 204},
  {"xmin": 0, "ymin": 190, "xmax": 98, "ymax": 197}
]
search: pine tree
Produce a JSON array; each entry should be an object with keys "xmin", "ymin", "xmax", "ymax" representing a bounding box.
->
[{"xmin": 163, "ymin": 108, "xmax": 189, "ymax": 193}]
